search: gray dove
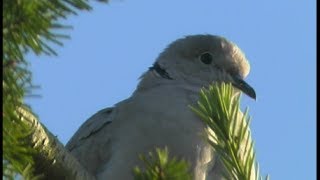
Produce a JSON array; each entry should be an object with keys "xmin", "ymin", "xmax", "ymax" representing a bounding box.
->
[{"xmin": 66, "ymin": 34, "xmax": 256, "ymax": 180}]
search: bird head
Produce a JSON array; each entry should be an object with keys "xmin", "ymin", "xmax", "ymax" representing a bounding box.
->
[{"xmin": 144, "ymin": 34, "xmax": 256, "ymax": 99}]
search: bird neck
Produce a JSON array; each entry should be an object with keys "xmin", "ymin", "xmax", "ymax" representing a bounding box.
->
[{"xmin": 136, "ymin": 70, "xmax": 206, "ymax": 95}]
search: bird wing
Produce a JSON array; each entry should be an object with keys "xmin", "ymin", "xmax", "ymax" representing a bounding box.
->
[
  {"xmin": 66, "ymin": 107, "xmax": 114, "ymax": 151},
  {"xmin": 65, "ymin": 107, "xmax": 116, "ymax": 174}
]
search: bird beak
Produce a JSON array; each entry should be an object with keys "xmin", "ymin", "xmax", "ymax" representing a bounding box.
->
[{"xmin": 231, "ymin": 76, "xmax": 256, "ymax": 100}]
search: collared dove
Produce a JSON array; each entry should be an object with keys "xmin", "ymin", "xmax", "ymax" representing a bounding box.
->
[{"xmin": 66, "ymin": 34, "xmax": 256, "ymax": 180}]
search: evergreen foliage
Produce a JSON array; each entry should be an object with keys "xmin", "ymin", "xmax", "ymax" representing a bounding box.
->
[
  {"xmin": 190, "ymin": 83, "xmax": 269, "ymax": 180},
  {"xmin": 133, "ymin": 147, "xmax": 192, "ymax": 180},
  {"xmin": 2, "ymin": 0, "xmax": 106, "ymax": 179}
]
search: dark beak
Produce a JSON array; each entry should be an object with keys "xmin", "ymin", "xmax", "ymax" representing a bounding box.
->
[{"xmin": 231, "ymin": 76, "xmax": 256, "ymax": 100}]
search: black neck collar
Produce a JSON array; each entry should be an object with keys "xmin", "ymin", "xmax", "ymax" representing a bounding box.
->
[{"xmin": 149, "ymin": 62, "xmax": 173, "ymax": 80}]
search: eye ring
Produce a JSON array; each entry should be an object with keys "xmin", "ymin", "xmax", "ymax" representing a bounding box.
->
[{"xmin": 200, "ymin": 52, "xmax": 213, "ymax": 65}]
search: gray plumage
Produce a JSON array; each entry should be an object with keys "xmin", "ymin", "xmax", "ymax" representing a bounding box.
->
[{"xmin": 66, "ymin": 34, "xmax": 255, "ymax": 180}]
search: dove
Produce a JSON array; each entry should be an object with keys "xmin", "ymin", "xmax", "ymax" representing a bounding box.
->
[{"xmin": 66, "ymin": 34, "xmax": 256, "ymax": 180}]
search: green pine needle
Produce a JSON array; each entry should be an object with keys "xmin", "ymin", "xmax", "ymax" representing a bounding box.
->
[
  {"xmin": 190, "ymin": 83, "xmax": 269, "ymax": 180},
  {"xmin": 133, "ymin": 147, "xmax": 192, "ymax": 180}
]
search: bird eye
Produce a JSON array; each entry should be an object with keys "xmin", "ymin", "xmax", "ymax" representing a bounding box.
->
[{"xmin": 200, "ymin": 52, "xmax": 213, "ymax": 65}]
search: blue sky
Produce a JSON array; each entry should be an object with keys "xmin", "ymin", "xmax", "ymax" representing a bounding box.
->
[{"xmin": 26, "ymin": 0, "xmax": 316, "ymax": 179}]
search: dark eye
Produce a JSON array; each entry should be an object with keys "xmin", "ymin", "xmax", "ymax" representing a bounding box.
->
[{"xmin": 200, "ymin": 52, "xmax": 213, "ymax": 65}]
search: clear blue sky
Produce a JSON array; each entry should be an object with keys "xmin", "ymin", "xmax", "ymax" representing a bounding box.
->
[{"xmin": 26, "ymin": 0, "xmax": 316, "ymax": 179}]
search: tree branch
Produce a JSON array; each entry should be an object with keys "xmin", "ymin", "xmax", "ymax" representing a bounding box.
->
[{"xmin": 18, "ymin": 107, "xmax": 96, "ymax": 180}]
